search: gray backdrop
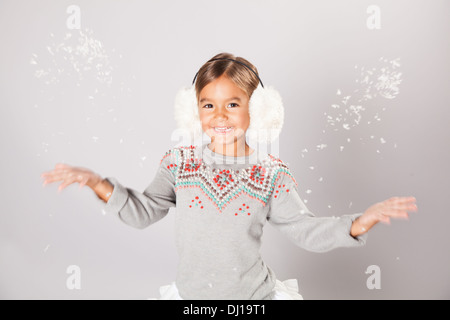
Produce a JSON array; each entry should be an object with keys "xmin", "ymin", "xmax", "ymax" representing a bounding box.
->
[{"xmin": 1, "ymin": 0, "xmax": 449, "ymax": 299}]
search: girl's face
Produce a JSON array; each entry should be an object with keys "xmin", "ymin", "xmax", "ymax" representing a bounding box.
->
[{"xmin": 198, "ymin": 74, "xmax": 251, "ymax": 150}]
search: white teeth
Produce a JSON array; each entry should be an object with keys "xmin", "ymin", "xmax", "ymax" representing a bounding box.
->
[{"xmin": 214, "ymin": 127, "xmax": 233, "ymax": 132}]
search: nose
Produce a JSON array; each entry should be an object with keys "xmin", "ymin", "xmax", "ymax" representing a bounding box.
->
[{"xmin": 213, "ymin": 107, "xmax": 229, "ymax": 121}]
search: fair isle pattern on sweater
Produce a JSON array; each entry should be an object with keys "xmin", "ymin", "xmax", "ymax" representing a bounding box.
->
[{"xmin": 159, "ymin": 145, "xmax": 298, "ymax": 213}]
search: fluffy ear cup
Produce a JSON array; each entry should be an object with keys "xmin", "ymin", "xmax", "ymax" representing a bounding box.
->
[
  {"xmin": 247, "ymin": 84, "xmax": 284, "ymax": 145},
  {"xmin": 174, "ymin": 86, "xmax": 203, "ymax": 143},
  {"xmin": 173, "ymin": 84, "xmax": 285, "ymax": 146}
]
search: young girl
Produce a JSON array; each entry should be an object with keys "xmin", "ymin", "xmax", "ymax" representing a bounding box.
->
[{"xmin": 41, "ymin": 52, "xmax": 417, "ymax": 300}]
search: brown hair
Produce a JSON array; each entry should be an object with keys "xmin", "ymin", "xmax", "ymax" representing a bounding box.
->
[{"xmin": 194, "ymin": 52, "xmax": 260, "ymax": 101}]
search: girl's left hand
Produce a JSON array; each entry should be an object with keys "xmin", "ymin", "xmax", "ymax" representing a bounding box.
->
[{"xmin": 351, "ymin": 196, "xmax": 418, "ymax": 237}]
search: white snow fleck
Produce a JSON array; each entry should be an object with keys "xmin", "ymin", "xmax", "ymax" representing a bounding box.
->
[
  {"xmin": 31, "ymin": 27, "xmax": 116, "ymax": 87},
  {"xmin": 46, "ymin": 46, "xmax": 54, "ymax": 56},
  {"xmin": 342, "ymin": 95, "xmax": 351, "ymax": 105}
]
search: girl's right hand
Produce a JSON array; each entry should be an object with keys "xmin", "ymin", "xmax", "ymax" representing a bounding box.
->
[{"xmin": 41, "ymin": 163, "xmax": 103, "ymax": 192}]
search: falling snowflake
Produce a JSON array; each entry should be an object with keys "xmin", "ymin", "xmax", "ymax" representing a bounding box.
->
[{"xmin": 30, "ymin": 28, "xmax": 117, "ymax": 88}]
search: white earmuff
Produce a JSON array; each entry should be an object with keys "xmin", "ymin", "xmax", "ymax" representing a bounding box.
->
[
  {"xmin": 174, "ymin": 86, "xmax": 203, "ymax": 143},
  {"xmin": 247, "ymin": 84, "xmax": 284, "ymax": 145}
]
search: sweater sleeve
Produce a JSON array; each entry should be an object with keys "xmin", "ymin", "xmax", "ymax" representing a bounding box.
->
[
  {"xmin": 267, "ymin": 167, "xmax": 368, "ymax": 253},
  {"xmin": 102, "ymin": 149, "xmax": 177, "ymax": 229}
]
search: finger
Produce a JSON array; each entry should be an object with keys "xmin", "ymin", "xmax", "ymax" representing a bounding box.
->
[
  {"xmin": 41, "ymin": 170, "xmax": 64, "ymax": 180},
  {"xmin": 44, "ymin": 169, "xmax": 78, "ymax": 185},
  {"xmin": 43, "ymin": 175, "xmax": 61, "ymax": 186},
  {"xmin": 381, "ymin": 207, "xmax": 400, "ymax": 215},
  {"xmin": 41, "ymin": 170, "xmax": 57, "ymax": 179},
  {"xmin": 390, "ymin": 211, "xmax": 409, "ymax": 219},
  {"xmin": 403, "ymin": 203, "xmax": 418, "ymax": 211},
  {"xmin": 382, "ymin": 208, "xmax": 410, "ymax": 218},
  {"xmin": 387, "ymin": 196, "xmax": 416, "ymax": 205},
  {"xmin": 399, "ymin": 197, "xmax": 417, "ymax": 206},
  {"xmin": 43, "ymin": 173, "xmax": 68, "ymax": 185},
  {"xmin": 58, "ymin": 175, "xmax": 80, "ymax": 192},
  {"xmin": 53, "ymin": 165, "xmax": 76, "ymax": 175},
  {"xmin": 383, "ymin": 200, "xmax": 416, "ymax": 215},
  {"xmin": 387, "ymin": 203, "xmax": 418, "ymax": 213},
  {"xmin": 42, "ymin": 168, "xmax": 68, "ymax": 179}
]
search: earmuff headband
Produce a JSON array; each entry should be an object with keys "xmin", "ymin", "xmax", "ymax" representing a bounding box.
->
[{"xmin": 191, "ymin": 58, "xmax": 264, "ymax": 88}]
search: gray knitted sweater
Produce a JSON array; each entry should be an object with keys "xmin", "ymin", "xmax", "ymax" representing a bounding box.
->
[{"xmin": 103, "ymin": 143, "xmax": 367, "ymax": 300}]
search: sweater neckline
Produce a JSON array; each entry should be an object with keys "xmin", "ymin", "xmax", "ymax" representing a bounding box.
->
[{"xmin": 200, "ymin": 143, "xmax": 262, "ymax": 165}]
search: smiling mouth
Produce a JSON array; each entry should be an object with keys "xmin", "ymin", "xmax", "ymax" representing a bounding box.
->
[{"xmin": 213, "ymin": 127, "xmax": 234, "ymax": 134}]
